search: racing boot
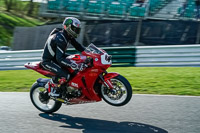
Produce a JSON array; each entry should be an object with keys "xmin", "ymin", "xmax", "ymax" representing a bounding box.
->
[
  {"xmin": 45, "ymin": 79, "xmax": 60, "ymax": 97},
  {"xmin": 50, "ymin": 84, "xmax": 60, "ymax": 97},
  {"xmin": 59, "ymin": 77, "xmax": 67, "ymax": 85}
]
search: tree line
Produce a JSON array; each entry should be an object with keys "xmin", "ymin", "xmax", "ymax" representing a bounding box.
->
[{"xmin": 3, "ymin": 0, "xmax": 38, "ymax": 17}]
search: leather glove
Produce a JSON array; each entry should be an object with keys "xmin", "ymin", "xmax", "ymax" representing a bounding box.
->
[
  {"xmin": 70, "ymin": 62, "xmax": 87, "ymax": 71},
  {"xmin": 70, "ymin": 62, "xmax": 79, "ymax": 70}
]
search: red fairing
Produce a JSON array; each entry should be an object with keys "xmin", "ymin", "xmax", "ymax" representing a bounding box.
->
[{"xmin": 25, "ymin": 44, "xmax": 114, "ymax": 104}]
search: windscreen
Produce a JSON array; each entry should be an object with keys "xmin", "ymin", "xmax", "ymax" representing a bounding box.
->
[{"xmin": 85, "ymin": 43, "xmax": 104, "ymax": 54}]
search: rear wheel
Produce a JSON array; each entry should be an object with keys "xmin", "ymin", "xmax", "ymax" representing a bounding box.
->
[
  {"xmin": 100, "ymin": 75, "xmax": 132, "ymax": 106},
  {"xmin": 30, "ymin": 82, "xmax": 62, "ymax": 113}
]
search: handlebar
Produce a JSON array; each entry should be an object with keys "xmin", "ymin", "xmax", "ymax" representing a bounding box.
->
[
  {"xmin": 77, "ymin": 57, "xmax": 93, "ymax": 72},
  {"xmin": 84, "ymin": 57, "xmax": 93, "ymax": 67}
]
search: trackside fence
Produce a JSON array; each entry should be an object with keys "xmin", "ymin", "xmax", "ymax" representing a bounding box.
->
[{"xmin": 0, "ymin": 45, "xmax": 200, "ymax": 70}]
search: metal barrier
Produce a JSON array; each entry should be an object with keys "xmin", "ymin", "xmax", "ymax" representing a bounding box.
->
[
  {"xmin": 0, "ymin": 45, "xmax": 200, "ymax": 70},
  {"xmin": 136, "ymin": 44, "xmax": 200, "ymax": 67},
  {"xmin": 0, "ymin": 50, "xmax": 42, "ymax": 70}
]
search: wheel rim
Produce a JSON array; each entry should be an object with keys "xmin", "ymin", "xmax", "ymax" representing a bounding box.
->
[
  {"xmin": 32, "ymin": 87, "xmax": 56, "ymax": 111},
  {"xmin": 101, "ymin": 78, "xmax": 128, "ymax": 105}
]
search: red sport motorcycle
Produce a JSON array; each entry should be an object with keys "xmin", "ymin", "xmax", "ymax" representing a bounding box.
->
[{"xmin": 25, "ymin": 44, "xmax": 132, "ymax": 113}]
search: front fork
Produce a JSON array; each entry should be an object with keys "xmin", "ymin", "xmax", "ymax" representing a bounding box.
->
[{"xmin": 99, "ymin": 72, "xmax": 119, "ymax": 89}]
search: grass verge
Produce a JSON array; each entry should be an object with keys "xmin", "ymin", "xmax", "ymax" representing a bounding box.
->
[{"xmin": 0, "ymin": 67, "xmax": 200, "ymax": 96}]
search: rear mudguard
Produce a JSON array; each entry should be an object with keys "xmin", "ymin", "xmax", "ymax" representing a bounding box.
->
[
  {"xmin": 103, "ymin": 72, "xmax": 119, "ymax": 89},
  {"xmin": 36, "ymin": 78, "xmax": 50, "ymax": 87}
]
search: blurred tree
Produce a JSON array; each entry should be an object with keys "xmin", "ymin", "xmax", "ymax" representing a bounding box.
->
[
  {"xmin": 4, "ymin": 0, "xmax": 16, "ymax": 12},
  {"xmin": 27, "ymin": 0, "xmax": 34, "ymax": 16}
]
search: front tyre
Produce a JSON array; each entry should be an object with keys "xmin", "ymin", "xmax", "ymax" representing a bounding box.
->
[
  {"xmin": 101, "ymin": 75, "xmax": 132, "ymax": 106},
  {"xmin": 30, "ymin": 82, "xmax": 62, "ymax": 113}
]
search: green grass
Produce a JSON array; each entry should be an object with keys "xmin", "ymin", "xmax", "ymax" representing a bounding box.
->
[
  {"xmin": 110, "ymin": 67, "xmax": 200, "ymax": 96},
  {"xmin": 0, "ymin": 70, "xmax": 45, "ymax": 92},
  {"xmin": 0, "ymin": 67, "xmax": 200, "ymax": 96}
]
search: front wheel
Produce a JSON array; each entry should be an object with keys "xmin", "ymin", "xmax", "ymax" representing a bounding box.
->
[
  {"xmin": 100, "ymin": 75, "xmax": 132, "ymax": 106},
  {"xmin": 30, "ymin": 82, "xmax": 62, "ymax": 113}
]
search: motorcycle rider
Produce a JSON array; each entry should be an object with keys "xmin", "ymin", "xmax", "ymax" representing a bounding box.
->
[{"xmin": 41, "ymin": 17, "xmax": 85, "ymax": 97}]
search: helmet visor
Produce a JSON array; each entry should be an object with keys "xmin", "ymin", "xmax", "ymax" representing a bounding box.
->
[{"xmin": 71, "ymin": 25, "xmax": 81, "ymax": 34}]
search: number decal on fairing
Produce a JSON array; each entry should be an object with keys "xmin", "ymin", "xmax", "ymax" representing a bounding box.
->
[{"xmin": 101, "ymin": 53, "xmax": 112, "ymax": 65}]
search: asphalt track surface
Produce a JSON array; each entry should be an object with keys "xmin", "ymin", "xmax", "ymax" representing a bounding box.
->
[{"xmin": 0, "ymin": 92, "xmax": 199, "ymax": 133}]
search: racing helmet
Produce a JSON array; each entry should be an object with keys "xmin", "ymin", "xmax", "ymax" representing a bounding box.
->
[{"xmin": 63, "ymin": 17, "xmax": 81, "ymax": 38}]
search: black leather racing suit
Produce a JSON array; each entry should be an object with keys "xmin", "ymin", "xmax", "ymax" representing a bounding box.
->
[{"xmin": 41, "ymin": 28, "xmax": 85, "ymax": 83}]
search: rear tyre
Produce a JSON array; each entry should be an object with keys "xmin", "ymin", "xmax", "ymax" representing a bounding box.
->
[
  {"xmin": 100, "ymin": 75, "xmax": 132, "ymax": 106},
  {"xmin": 30, "ymin": 82, "xmax": 62, "ymax": 113}
]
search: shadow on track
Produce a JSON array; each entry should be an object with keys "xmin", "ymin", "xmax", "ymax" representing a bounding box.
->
[{"xmin": 39, "ymin": 113, "xmax": 168, "ymax": 133}]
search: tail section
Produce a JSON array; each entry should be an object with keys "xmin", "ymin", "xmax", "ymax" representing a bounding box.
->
[{"xmin": 24, "ymin": 62, "xmax": 56, "ymax": 77}]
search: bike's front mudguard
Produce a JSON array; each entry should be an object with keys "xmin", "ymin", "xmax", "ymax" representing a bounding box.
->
[{"xmin": 103, "ymin": 72, "xmax": 119, "ymax": 89}]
